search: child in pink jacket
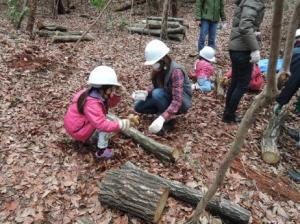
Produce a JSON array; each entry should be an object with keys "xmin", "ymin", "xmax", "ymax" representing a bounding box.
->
[
  {"xmin": 190, "ymin": 46, "xmax": 216, "ymax": 93},
  {"xmin": 64, "ymin": 66, "xmax": 130, "ymax": 159}
]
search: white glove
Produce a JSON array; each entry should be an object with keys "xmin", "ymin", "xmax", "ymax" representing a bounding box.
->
[
  {"xmin": 132, "ymin": 90, "xmax": 148, "ymax": 101},
  {"xmin": 221, "ymin": 22, "xmax": 228, "ymax": 29},
  {"xmin": 149, "ymin": 116, "xmax": 165, "ymax": 133},
  {"xmin": 250, "ymin": 50, "xmax": 260, "ymax": 63},
  {"xmin": 118, "ymin": 119, "xmax": 131, "ymax": 131}
]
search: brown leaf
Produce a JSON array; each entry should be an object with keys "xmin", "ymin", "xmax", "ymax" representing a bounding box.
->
[{"xmin": 5, "ymin": 200, "xmax": 19, "ymax": 211}]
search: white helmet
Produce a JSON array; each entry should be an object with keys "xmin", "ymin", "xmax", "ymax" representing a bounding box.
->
[
  {"xmin": 144, "ymin": 39, "xmax": 170, "ymax": 65},
  {"xmin": 295, "ymin": 29, "xmax": 300, "ymax": 39},
  {"xmin": 87, "ymin": 66, "xmax": 121, "ymax": 87},
  {"xmin": 199, "ymin": 46, "xmax": 216, "ymax": 63}
]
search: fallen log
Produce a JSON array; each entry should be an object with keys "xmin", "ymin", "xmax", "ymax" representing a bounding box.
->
[
  {"xmin": 122, "ymin": 162, "xmax": 251, "ymax": 224},
  {"xmin": 128, "ymin": 25, "xmax": 185, "ymax": 35},
  {"xmin": 37, "ymin": 21, "xmax": 67, "ymax": 32},
  {"xmin": 147, "ymin": 16, "xmax": 184, "ymax": 24},
  {"xmin": 99, "ymin": 167, "xmax": 169, "ymax": 223},
  {"xmin": 107, "ymin": 114, "xmax": 180, "ymax": 162},
  {"xmin": 142, "ymin": 20, "xmax": 181, "ymax": 29},
  {"xmin": 35, "ymin": 30, "xmax": 84, "ymax": 37},
  {"xmin": 52, "ymin": 35, "xmax": 94, "ymax": 43},
  {"xmin": 114, "ymin": 0, "xmax": 146, "ymax": 11}
]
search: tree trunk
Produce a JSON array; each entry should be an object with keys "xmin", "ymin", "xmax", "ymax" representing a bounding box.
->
[
  {"xmin": 16, "ymin": 0, "xmax": 28, "ymax": 30},
  {"xmin": 261, "ymin": 0, "xmax": 300, "ymax": 164},
  {"xmin": 120, "ymin": 162, "xmax": 251, "ymax": 224},
  {"xmin": 160, "ymin": 0, "xmax": 170, "ymax": 40},
  {"xmin": 26, "ymin": 0, "xmax": 38, "ymax": 34},
  {"xmin": 171, "ymin": 0, "xmax": 177, "ymax": 17},
  {"xmin": 187, "ymin": 1, "xmax": 284, "ymax": 223},
  {"xmin": 107, "ymin": 114, "xmax": 180, "ymax": 162},
  {"xmin": 215, "ymin": 71, "xmax": 225, "ymax": 97},
  {"xmin": 99, "ymin": 167, "xmax": 170, "ymax": 223}
]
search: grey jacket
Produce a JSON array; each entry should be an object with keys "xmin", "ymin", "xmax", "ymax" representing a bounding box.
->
[{"xmin": 229, "ymin": 0, "xmax": 265, "ymax": 51}]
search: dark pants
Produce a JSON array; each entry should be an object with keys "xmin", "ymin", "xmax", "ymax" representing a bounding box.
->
[
  {"xmin": 224, "ymin": 51, "xmax": 253, "ymax": 119},
  {"xmin": 134, "ymin": 88, "xmax": 190, "ymax": 115},
  {"xmin": 276, "ymin": 53, "xmax": 300, "ymax": 106}
]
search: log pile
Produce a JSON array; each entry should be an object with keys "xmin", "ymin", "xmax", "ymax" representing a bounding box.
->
[
  {"xmin": 35, "ymin": 22, "xmax": 94, "ymax": 43},
  {"xmin": 99, "ymin": 162, "xmax": 251, "ymax": 224},
  {"xmin": 128, "ymin": 17, "xmax": 187, "ymax": 41}
]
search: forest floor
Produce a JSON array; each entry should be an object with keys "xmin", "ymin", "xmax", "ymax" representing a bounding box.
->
[{"xmin": 0, "ymin": 0, "xmax": 299, "ymax": 223}]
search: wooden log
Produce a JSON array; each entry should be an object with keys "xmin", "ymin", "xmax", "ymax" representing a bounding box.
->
[
  {"xmin": 128, "ymin": 25, "xmax": 185, "ymax": 35},
  {"xmin": 52, "ymin": 35, "xmax": 94, "ymax": 43},
  {"xmin": 107, "ymin": 114, "xmax": 180, "ymax": 162},
  {"xmin": 121, "ymin": 162, "xmax": 251, "ymax": 224},
  {"xmin": 141, "ymin": 20, "xmax": 181, "ymax": 29},
  {"xmin": 35, "ymin": 30, "xmax": 84, "ymax": 37},
  {"xmin": 99, "ymin": 168, "xmax": 170, "ymax": 223},
  {"xmin": 114, "ymin": 0, "xmax": 146, "ymax": 11},
  {"xmin": 261, "ymin": 111, "xmax": 286, "ymax": 164},
  {"xmin": 37, "ymin": 21, "xmax": 67, "ymax": 32},
  {"xmin": 147, "ymin": 16, "xmax": 184, "ymax": 24}
]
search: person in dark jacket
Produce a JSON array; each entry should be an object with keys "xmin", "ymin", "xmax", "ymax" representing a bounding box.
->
[
  {"xmin": 274, "ymin": 29, "xmax": 300, "ymax": 115},
  {"xmin": 133, "ymin": 39, "xmax": 192, "ymax": 134},
  {"xmin": 223, "ymin": 0, "xmax": 265, "ymax": 123},
  {"xmin": 196, "ymin": 0, "xmax": 226, "ymax": 51}
]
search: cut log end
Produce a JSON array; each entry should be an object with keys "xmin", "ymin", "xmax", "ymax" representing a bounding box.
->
[
  {"xmin": 154, "ymin": 188, "xmax": 169, "ymax": 223},
  {"xmin": 262, "ymin": 150, "xmax": 280, "ymax": 164}
]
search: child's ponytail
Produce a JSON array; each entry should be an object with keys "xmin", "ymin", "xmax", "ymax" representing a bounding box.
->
[{"xmin": 77, "ymin": 87, "xmax": 92, "ymax": 115}]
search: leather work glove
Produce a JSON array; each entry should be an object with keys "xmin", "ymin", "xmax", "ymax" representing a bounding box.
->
[
  {"xmin": 250, "ymin": 50, "xmax": 261, "ymax": 63},
  {"xmin": 149, "ymin": 116, "xmax": 165, "ymax": 134},
  {"xmin": 118, "ymin": 119, "xmax": 131, "ymax": 131},
  {"xmin": 132, "ymin": 90, "xmax": 148, "ymax": 101}
]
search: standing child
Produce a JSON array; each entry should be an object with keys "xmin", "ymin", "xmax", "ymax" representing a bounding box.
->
[
  {"xmin": 64, "ymin": 66, "xmax": 130, "ymax": 159},
  {"xmin": 191, "ymin": 46, "xmax": 216, "ymax": 92}
]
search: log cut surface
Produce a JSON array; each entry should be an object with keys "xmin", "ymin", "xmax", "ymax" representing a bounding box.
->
[{"xmin": 99, "ymin": 168, "xmax": 170, "ymax": 223}]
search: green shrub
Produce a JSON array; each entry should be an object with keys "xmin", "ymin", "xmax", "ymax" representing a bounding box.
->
[{"xmin": 90, "ymin": 0, "xmax": 106, "ymax": 8}]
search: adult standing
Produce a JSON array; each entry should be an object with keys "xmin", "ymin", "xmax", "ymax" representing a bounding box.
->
[
  {"xmin": 133, "ymin": 39, "xmax": 192, "ymax": 134},
  {"xmin": 223, "ymin": 0, "xmax": 265, "ymax": 123},
  {"xmin": 196, "ymin": 0, "xmax": 226, "ymax": 51}
]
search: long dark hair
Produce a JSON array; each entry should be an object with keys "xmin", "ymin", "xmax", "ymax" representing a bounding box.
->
[
  {"xmin": 77, "ymin": 85, "xmax": 113, "ymax": 115},
  {"xmin": 151, "ymin": 55, "xmax": 172, "ymax": 87}
]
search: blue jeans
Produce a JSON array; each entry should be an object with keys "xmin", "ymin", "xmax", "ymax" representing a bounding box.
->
[
  {"xmin": 197, "ymin": 78, "xmax": 214, "ymax": 93},
  {"xmin": 198, "ymin": 19, "xmax": 218, "ymax": 51},
  {"xmin": 134, "ymin": 88, "xmax": 172, "ymax": 114}
]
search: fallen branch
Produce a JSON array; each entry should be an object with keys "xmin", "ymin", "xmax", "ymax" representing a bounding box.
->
[
  {"xmin": 107, "ymin": 114, "xmax": 180, "ymax": 162},
  {"xmin": 121, "ymin": 162, "xmax": 251, "ymax": 224},
  {"xmin": 99, "ymin": 166, "xmax": 169, "ymax": 223}
]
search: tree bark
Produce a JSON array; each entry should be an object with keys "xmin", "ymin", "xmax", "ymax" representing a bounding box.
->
[
  {"xmin": 160, "ymin": 0, "xmax": 170, "ymax": 40},
  {"xmin": 171, "ymin": 0, "xmax": 178, "ymax": 17},
  {"xmin": 261, "ymin": 0, "xmax": 300, "ymax": 165},
  {"xmin": 37, "ymin": 22, "xmax": 68, "ymax": 32},
  {"xmin": 120, "ymin": 162, "xmax": 251, "ymax": 224},
  {"xmin": 16, "ymin": 0, "xmax": 28, "ymax": 30},
  {"xmin": 107, "ymin": 114, "xmax": 180, "ymax": 162},
  {"xmin": 35, "ymin": 30, "xmax": 85, "ymax": 37},
  {"xmin": 52, "ymin": 35, "xmax": 94, "ymax": 43},
  {"xmin": 187, "ymin": 1, "xmax": 284, "ymax": 223},
  {"xmin": 26, "ymin": 0, "xmax": 38, "ymax": 34},
  {"xmin": 99, "ymin": 167, "xmax": 170, "ymax": 223},
  {"xmin": 215, "ymin": 71, "xmax": 225, "ymax": 97}
]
